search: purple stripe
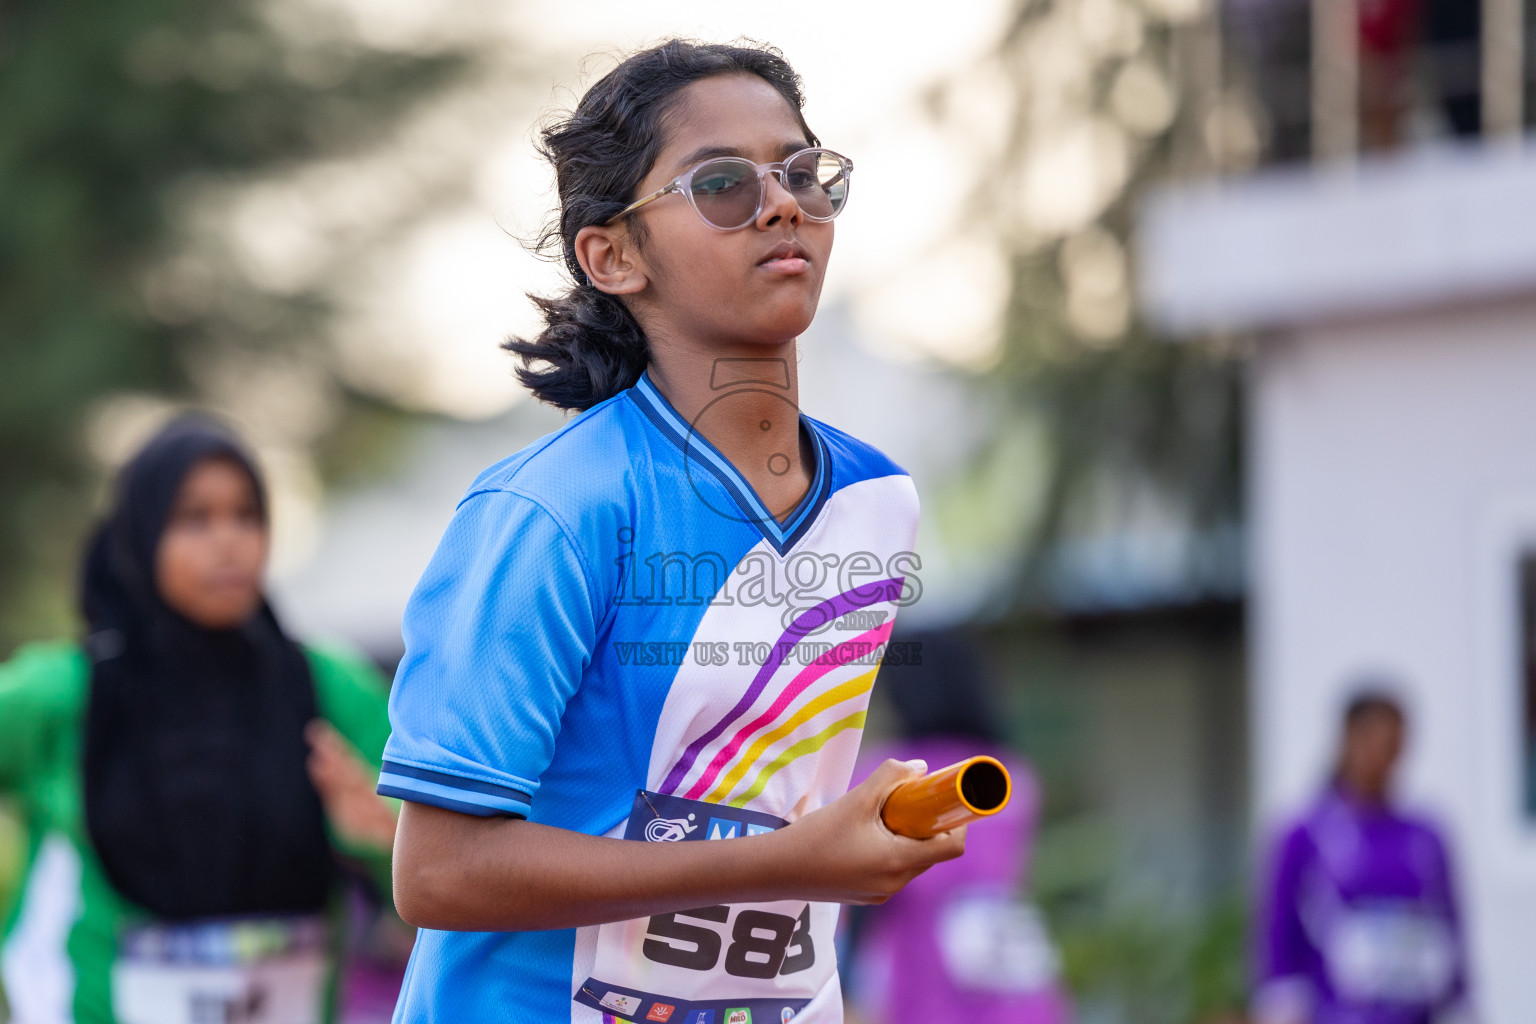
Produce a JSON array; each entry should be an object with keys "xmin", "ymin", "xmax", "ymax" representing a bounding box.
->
[{"xmin": 659, "ymin": 576, "xmax": 904, "ymax": 794}]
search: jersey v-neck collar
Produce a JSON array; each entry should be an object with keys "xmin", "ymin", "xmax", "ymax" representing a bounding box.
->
[{"xmin": 628, "ymin": 371, "xmax": 832, "ymax": 557}]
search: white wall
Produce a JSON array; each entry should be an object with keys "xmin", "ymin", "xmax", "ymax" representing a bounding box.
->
[
  {"xmin": 1250, "ymin": 294, "xmax": 1536, "ymax": 1024},
  {"xmin": 1139, "ymin": 141, "xmax": 1536, "ymax": 333}
]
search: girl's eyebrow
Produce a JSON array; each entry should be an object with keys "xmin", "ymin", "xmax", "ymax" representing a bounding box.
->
[{"xmin": 671, "ymin": 138, "xmax": 813, "ymax": 172}]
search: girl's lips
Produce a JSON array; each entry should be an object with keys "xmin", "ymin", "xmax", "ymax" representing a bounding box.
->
[
  {"xmin": 758, "ymin": 256, "xmax": 811, "ymax": 275},
  {"xmin": 758, "ymin": 240, "xmax": 810, "ymax": 275},
  {"xmin": 204, "ymin": 571, "xmax": 258, "ymax": 593}
]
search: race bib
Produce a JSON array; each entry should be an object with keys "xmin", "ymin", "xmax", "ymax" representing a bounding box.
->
[
  {"xmin": 1325, "ymin": 902, "xmax": 1456, "ymax": 1004},
  {"xmin": 574, "ymin": 791, "xmax": 834, "ymax": 1024},
  {"xmin": 112, "ymin": 915, "xmax": 328, "ymax": 1024},
  {"xmin": 937, "ymin": 892, "xmax": 1059, "ymax": 994}
]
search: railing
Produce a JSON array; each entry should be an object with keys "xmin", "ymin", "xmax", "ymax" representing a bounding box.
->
[
  {"xmin": 1220, "ymin": 0, "xmax": 1532, "ymax": 168},
  {"xmin": 1314, "ymin": 0, "xmax": 1526, "ymax": 161}
]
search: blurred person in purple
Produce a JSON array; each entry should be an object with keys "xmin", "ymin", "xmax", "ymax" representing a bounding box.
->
[
  {"xmin": 1252, "ymin": 687, "xmax": 1471, "ymax": 1024},
  {"xmin": 846, "ymin": 631, "xmax": 1071, "ymax": 1024}
]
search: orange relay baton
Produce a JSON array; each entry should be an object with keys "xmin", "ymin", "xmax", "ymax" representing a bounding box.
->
[{"xmin": 879, "ymin": 755, "xmax": 1012, "ymax": 839}]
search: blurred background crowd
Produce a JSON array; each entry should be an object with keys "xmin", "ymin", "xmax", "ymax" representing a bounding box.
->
[{"xmin": 2, "ymin": 0, "xmax": 1534, "ymax": 1022}]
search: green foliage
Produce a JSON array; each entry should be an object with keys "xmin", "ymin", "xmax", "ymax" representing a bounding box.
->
[
  {"xmin": 1033, "ymin": 820, "xmax": 1249, "ymax": 1024},
  {"xmin": 993, "ymin": 251, "xmax": 1246, "ymax": 604},
  {"xmin": 0, "ymin": 1, "xmax": 469, "ymax": 651},
  {"xmin": 931, "ymin": 0, "xmax": 1250, "ymax": 605}
]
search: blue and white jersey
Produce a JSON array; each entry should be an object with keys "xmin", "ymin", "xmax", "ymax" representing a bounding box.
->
[{"xmin": 380, "ymin": 371, "xmax": 920, "ymax": 1024}]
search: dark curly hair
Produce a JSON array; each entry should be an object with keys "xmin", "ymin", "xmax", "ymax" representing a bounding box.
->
[{"xmin": 503, "ymin": 39, "xmax": 817, "ymax": 411}]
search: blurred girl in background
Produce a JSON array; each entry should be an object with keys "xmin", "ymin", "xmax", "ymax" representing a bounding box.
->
[
  {"xmin": 1253, "ymin": 688, "xmax": 1471, "ymax": 1024},
  {"xmin": 0, "ymin": 414, "xmax": 395, "ymax": 1024}
]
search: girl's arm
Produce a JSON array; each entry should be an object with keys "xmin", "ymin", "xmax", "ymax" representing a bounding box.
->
[
  {"xmin": 306, "ymin": 722, "xmax": 398, "ymax": 853},
  {"xmin": 1250, "ymin": 824, "xmax": 1317, "ymax": 1024},
  {"xmin": 393, "ymin": 758, "xmax": 964, "ymax": 932}
]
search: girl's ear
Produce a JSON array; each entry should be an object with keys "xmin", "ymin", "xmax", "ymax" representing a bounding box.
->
[{"xmin": 573, "ymin": 225, "xmax": 649, "ymax": 296}]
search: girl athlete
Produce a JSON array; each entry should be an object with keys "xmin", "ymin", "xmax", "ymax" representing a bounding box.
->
[
  {"xmin": 0, "ymin": 415, "xmax": 396, "ymax": 1024},
  {"xmin": 1252, "ymin": 690, "xmax": 1470, "ymax": 1024},
  {"xmin": 381, "ymin": 39, "xmax": 965, "ymax": 1024}
]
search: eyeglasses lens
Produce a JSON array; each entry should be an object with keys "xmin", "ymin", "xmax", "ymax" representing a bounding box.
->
[
  {"xmin": 687, "ymin": 151, "xmax": 850, "ymax": 229},
  {"xmin": 688, "ymin": 160, "xmax": 761, "ymax": 230},
  {"xmin": 784, "ymin": 150, "xmax": 848, "ymax": 220}
]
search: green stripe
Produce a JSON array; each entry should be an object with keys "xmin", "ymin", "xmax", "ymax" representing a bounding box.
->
[{"xmin": 725, "ymin": 711, "xmax": 867, "ymax": 809}]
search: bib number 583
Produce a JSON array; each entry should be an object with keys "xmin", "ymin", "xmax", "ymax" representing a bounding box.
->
[{"xmin": 642, "ymin": 905, "xmax": 815, "ymax": 978}]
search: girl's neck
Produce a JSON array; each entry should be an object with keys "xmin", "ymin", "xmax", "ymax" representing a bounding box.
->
[
  {"xmin": 645, "ymin": 338, "xmax": 813, "ymax": 524},
  {"xmin": 1335, "ymin": 772, "xmax": 1391, "ymax": 809}
]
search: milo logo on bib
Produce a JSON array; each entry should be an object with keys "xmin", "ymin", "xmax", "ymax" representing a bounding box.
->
[{"xmin": 725, "ymin": 1011, "xmax": 751, "ymax": 1024}]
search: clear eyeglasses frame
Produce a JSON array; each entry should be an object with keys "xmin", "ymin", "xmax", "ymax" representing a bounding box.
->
[{"xmin": 604, "ymin": 147, "xmax": 854, "ymax": 232}]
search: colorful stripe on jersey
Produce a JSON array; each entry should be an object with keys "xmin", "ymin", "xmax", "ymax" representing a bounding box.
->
[
  {"xmin": 628, "ymin": 373, "xmax": 833, "ymax": 557},
  {"xmin": 376, "ymin": 761, "xmax": 531, "ymax": 818},
  {"xmin": 659, "ymin": 577, "xmax": 903, "ymax": 800}
]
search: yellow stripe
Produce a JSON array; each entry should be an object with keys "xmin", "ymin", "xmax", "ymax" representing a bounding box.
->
[
  {"xmin": 726, "ymin": 710, "xmax": 868, "ymax": 809},
  {"xmin": 705, "ymin": 666, "xmax": 878, "ymax": 804}
]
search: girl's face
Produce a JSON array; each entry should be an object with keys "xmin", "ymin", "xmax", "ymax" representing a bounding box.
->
[
  {"xmin": 611, "ymin": 74, "xmax": 834, "ymax": 347},
  {"xmin": 156, "ymin": 457, "xmax": 268, "ymax": 630},
  {"xmin": 1340, "ymin": 710, "xmax": 1404, "ymax": 800}
]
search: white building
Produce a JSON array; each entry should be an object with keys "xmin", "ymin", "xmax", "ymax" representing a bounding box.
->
[{"xmin": 1140, "ymin": 140, "xmax": 1536, "ymax": 1023}]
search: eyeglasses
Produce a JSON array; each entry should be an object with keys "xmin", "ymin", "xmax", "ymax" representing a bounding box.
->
[{"xmin": 606, "ymin": 147, "xmax": 854, "ymax": 232}]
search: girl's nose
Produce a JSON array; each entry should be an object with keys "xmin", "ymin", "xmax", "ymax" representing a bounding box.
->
[{"xmin": 756, "ymin": 169, "xmax": 803, "ymax": 228}]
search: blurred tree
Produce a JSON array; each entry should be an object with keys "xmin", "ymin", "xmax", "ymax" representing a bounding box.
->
[
  {"xmin": 0, "ymin": 1, "xmax": 473, "ymax": 650},
  {"xmin": 933, "ymin": 0, "xmax": 1258, "ymax": 611},
  {"xmin": 930, "ymin": 2, "xmax": 1260, "ymax": 1020}
]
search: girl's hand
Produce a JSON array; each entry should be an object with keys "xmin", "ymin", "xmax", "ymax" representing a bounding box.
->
[
  {"xmin": 305, "ymin": 720, "xmax": 398, "ymax": 852},
  {"xmin": 773, "ymin": 758, "xmax": 967, "ymax": 905},
  {"xmin": 391, "ymin": 759, "xmax": 965, "ymax": 931}
]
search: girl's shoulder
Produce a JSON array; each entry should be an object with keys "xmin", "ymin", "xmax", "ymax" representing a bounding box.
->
[
  {"xmin": 303, "ymin": 640, "xmax": 387, "ymax": 700},
  {"xmin": 450, "ymin": 391, "xmax": 649, "ymax": 572},
  {"xmin": 803, "ymin": 415, "xmax": 911, "ymax": 485},
  {"xmin": 803, "ymin": 416, "xmax": 917, "ymax": 520},
  {"xmin": 0, "ymin": 640, "xmax": 91, "ymax": 720},
  {"xmin": 301, "ymin": 640, "xmax": 391, "ymax": 761},
  {"xmin": 462, "ymin": 389, "xmax": 643, "ymax": 511}
]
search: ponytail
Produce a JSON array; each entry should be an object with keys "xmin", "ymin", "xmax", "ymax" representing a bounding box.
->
[
  {"xmin": 504, "ymin": 38, "xmax": 814, "ymax": 411},
  {"xmin": 503, "ymin": 285, "xmax": 649, "ymax": 413}
]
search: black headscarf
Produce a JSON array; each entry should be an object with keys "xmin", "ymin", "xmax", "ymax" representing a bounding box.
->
[{"xmin": 82, "ymin": 414, "xmax": 334, "ymax": 920}]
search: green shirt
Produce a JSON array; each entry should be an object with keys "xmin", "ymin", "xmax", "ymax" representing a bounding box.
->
[{"xmin": 0, "ymin": 641, "xmax": 393, "ymax": 1024}]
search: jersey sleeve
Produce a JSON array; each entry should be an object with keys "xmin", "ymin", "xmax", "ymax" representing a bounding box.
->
[
  {"xmin": 378, "ymin": 488, "xmax": 602, "ymax": 819},
  {"xmin": 0, "ymin": 643, "xmax": 87, "ymax": 795}
]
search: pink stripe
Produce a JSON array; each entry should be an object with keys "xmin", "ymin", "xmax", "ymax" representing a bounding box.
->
[
  {"xmin": 661, "ymin": 579, "xmax": 902, "ymax": 794},
  {"xmin": 681, "ymin": 621, "xmax": 895, "ymax": 800}
]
